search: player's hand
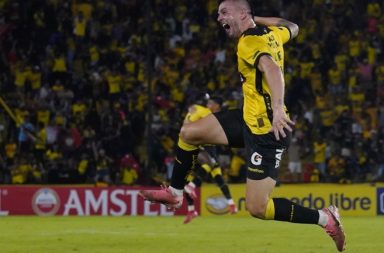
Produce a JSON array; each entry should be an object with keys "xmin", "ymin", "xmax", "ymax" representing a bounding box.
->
[{"xmin": 271, "ymin": 108, "xmax": 294, "ymax": 140}]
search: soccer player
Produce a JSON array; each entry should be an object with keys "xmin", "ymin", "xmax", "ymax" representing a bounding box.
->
[
  {"xmin": 140, "ymin": 0, "xmax": 346, "ymax": 251},
  {"xmin": 183, "ymin": 95, "xmax": 237, "ymax": 224}
]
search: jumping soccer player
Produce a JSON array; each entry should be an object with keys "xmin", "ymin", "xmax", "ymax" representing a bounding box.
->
[{"xmin": 140, "ymin": 0, "xmax": 346, "ymax": 251}]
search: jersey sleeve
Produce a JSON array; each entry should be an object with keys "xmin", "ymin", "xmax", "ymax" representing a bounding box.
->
[
  {"xmin": 273, "ymin": 26, "xmax": 291, "ymax": 44},
  {"xmin": 237, "ymin": 36, "xmax": 271, "ymax": 67}
]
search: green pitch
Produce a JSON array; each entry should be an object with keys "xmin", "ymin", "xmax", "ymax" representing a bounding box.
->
[{"xmin": 0, "ymin": 216, "xmax": 382, "ymax": 253}]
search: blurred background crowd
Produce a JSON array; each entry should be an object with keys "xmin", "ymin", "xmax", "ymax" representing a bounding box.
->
[{"xmin": 0, "ymin": 0, "xmax": 384, "ymax": 186}]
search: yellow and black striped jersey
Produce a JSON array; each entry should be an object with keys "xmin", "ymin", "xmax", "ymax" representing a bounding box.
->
[
  {"xmin": 184, "ymin": 104, "xmax": 212, "ymax": 123},
  {"xmin": 237, "ymin": 25, "xmax": 290, "ymax": 135}
]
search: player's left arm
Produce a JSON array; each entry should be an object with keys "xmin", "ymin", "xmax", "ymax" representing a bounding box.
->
[
  {"xmin": 253, "ymin": 16, "xmax": 299, "ymax": 39},
  {"xmin": 257, "ymin": 55, "xmax": 294, "ymax": 140}
]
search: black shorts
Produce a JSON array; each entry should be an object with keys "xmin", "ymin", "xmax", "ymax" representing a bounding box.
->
[
  {"xmin": 213, "ymin": 109, "xmax": 291, "ymax": 180},
  {"xmin": 213, "ymin": 109, "xmax": 244, "ymax": 148}
]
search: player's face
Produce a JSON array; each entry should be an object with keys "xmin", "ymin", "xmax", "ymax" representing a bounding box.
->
[{"xmin": 217, "ymin": 1, "xmax": 242, "ymax": 39}]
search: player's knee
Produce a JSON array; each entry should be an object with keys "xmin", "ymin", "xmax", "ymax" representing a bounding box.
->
[
  {"xmin": 180, "ymin": 124, "xmax": 202, "ymax": 145},
  {"xmin": 246, "ymin": 202, "xmax": 267, "ymax": 219}
]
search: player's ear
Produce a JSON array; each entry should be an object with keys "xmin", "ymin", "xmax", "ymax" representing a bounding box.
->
[{"xmin": 240, "ymin": 8, "xmax": 248, "ymax": 20}]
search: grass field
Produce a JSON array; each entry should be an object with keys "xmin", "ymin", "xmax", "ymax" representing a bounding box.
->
[{"xmin": 0, "ymin": 216, "xmax": 383, "ymax": 253}]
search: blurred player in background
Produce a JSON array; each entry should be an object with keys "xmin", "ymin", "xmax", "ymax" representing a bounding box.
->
[
  {"xmin": 141, "ymin": 0, "xmax": 345, "ymax": 251},
  {"xmin": 183, "ymin": 95, "xmax": 237, "ymax": 224}
]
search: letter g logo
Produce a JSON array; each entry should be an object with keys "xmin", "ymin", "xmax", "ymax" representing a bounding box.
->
[{"xmin": 251, "ymin": 152, "xmax": 262, "ymax": 166}]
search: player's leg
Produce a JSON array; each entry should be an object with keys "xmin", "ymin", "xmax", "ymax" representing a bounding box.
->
[
  {"xmin": 200, "ymin": 145, "xmax": 237, "ymax": 214},
  {"xmin": 176, "ymin": 109, "xmax": 244, "ymax": 197},
  {"xmin": 184, "ymin": 170, "xmax": 205, "ymax": 200},
  {"xmin": 246, "ymin": 177, "xmax": 321, "ymax": 222},
  {"xmin": 183, "ymin": 192, "xmax": 198, "ymax": 224},
  {"xmin": 195, "ymin": 150, "xmax": 213, "ymax": 182},
  {"xmin": 139, "ymin": 113, "xmax": 231, "ymax": 208},
  {"xmin": 210, "ymin": 166, "xmax": 237, "ymax": 214},
  {"xmin": 184, "ymin": 150, "xmax": 212, "ymax": 199},
  {"xmin": 246, "ymin": 176, "xmax": 345, "ymax": 251},
  {"xmin": 170, "ymin": 114, "xmax": 229, "ymax": 189},
  {"xmin": 245, "ymin": 132, "xmax": 345, "ymax": 251}
]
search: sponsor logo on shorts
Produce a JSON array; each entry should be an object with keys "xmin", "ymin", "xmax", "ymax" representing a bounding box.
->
[
  {"xmin": 250, "ymin": 152, "xmax": 262, "ymax": 166},
  {"xmin": 275, "ymin": 149, "xmax": 284, "ymax": 168},
  {"xmin": 247, "ymin": 167, "xmax": 264, "ymax": 173},
  {"xmin": 32, "ymin": 188, "xmax": 61, "ymax": 216}
]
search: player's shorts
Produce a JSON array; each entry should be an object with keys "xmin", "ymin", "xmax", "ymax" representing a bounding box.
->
[
  {"xmin": 213, "ymin": 109, "xmax": 244, "ymax": 148},
  {"xmin": 213, "ymin": 109, "xmax": 291, "ymax": 180}
]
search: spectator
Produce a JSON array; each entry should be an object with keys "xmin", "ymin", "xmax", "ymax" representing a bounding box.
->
[
  {"xmin": 33, "ymin": 121, "xmax": 47, "ymax": 170},
  {"xmin": 94, "ymin": 148, "xmax": 112, "ymax": 186},
  {"xmin": 77, "ymin": 153, "xmax": 90, "ymax": 183},
  {"xmin": 119, "ymin": 163, "xmax": 138, "ymax": 186},
  {"xmin": 288, "ymin": 136, "xmax": 302, "ymax": 182},
  {"xmin": 313, "ymin": 136, "xmax": 328, "ymax": 181},
  {"xmin": 0, "ymin": 0, "xmax": 383, "ymax": 184},
  {"xmin": 328, "ymin": 152, "xmax": 346, "ymax": 183},
  {"xmin": 17, "ymin": 114, "xmax": 35, "ymax": 154}
]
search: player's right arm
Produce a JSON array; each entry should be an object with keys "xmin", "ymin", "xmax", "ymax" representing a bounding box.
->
[
  {"xmin": 257, "ymin": 54, "xmax": 294, "ymax": 140},
  {"xmin": 253, "ymin": 16, "xmax": 299, "ymax": 39}
]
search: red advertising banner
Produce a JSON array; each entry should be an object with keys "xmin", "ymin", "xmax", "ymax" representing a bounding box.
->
[{"xmin": 0, "ymin": 186, "xmax": 199, "ymax": 216}]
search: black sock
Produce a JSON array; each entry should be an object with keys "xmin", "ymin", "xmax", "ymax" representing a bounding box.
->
[
  {"xmin": 170, "ymin": 146, "xmax": 199, "ymax": 189},
  {"xmin": 214, "ymin": 175, "xmax": 231, "ymax": 199},
  {"xmin": 191, "ymin": 165, "xmax": 208, "ymax": 187},
  {"xmin": 192, "ymin": 176, "xmax": 202, "ymax": 187},
  {"xmin": 185, "ymin": 192, "xmax": 194, "ymax": 206},
  {"xmin": 273, "ymin": 198, "xmax": 319, "ymax": 224},
  {"xmin": 196, "ymin": 165, "xmax": 209, "ymax": 178}
]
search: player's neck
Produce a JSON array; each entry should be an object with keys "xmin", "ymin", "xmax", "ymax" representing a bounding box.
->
[{"xmin": 240, "ymin": 18, "xmax": 256, "ymax": 34}]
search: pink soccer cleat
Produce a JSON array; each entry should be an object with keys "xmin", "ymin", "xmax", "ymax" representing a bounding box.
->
[
  {"xmin": 228, "ymin": 203, "xmax": 238, "ymax": 214},
  {"xmin": 322, "ymin": 205, "xmax": 346, "ymax": 252},
  {"xmin": 184, "ymin": 183, "xmax": 197, "ymax": 200},
  {"xmin": 183, "ymin": 210, "xmax": 198, "ymax": 224},
  {"xmin": 139, "ymin": 185, "xmax": 183, "ymax": 209}
]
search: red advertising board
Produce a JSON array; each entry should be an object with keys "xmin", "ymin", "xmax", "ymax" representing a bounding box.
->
[{"xmin": 0, "ymin": 186, "xmax": 198, "ymax": 216}]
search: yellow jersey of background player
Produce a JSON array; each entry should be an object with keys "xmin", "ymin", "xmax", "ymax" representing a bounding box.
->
[
  {"xmin": 184, "ymin": 94, "xmax": 222, "ymax": 123},
  {"xmin": 238, "ymin": 25, "xmax": 291, "ymax": 135},
  {"xmin": 184, "ymin": 104, "xmax": 211, "ymax": 123}
]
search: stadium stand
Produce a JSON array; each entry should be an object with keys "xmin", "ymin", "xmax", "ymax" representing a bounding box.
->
[{"xmin": 0, "ymin": 0, "xmax": 383, "ymax": 185}]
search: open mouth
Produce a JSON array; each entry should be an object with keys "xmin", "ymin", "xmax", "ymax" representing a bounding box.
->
[{"xmin": 222, "ymin": 23, "xmax": 230, "ymax": 30}]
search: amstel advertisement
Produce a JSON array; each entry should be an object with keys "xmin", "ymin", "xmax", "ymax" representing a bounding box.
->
[
  {"xmin": 201, "ymin": 184, "xmax": 383, "ymax": 217},
  {"xmin": 0, "ymin": 186, "xmax": 196, "ymax": 216}
]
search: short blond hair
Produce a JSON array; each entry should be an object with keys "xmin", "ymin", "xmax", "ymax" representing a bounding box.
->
[{"xmin": 221, "ymin": 0, "xmax": 252, "ymax": 15}]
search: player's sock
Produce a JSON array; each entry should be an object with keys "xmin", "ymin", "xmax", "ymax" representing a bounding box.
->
[
  {"xmin": 168, "ymin": 186, "xmax": 184, "ymax": 197},
  {"xmin": 185, "ymin": 192, "xmax": 194, "ymax": 209},
  {"xmin": 214, "ymin": 175, "xmax": 232, "ymax": 199},
  {"xmin": 265, "ymin": 198, "xmax": 319, "ymax": 224},
  {"xmin": 199, "ymin": 164, "xmax": 211, "ymax": 177},
  {"xmin": 170, "ymin": 139, "xmax": 199, "ymax": 190},
  {"xmin": 192, "ymin": 176, "xmax": 202, "ymax": 187},
  {"xmin": 187, "ymin": 181, "xmax": 196, "ymax": 189},
  {"xmin": 317, "ymin": 209, "xmax": 329, "ymax": 227}
]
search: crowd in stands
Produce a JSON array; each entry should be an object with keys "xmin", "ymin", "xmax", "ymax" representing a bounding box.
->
[{"xmin": 0, "ymin": 0, "xmax": 383, "ymax": 186}]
